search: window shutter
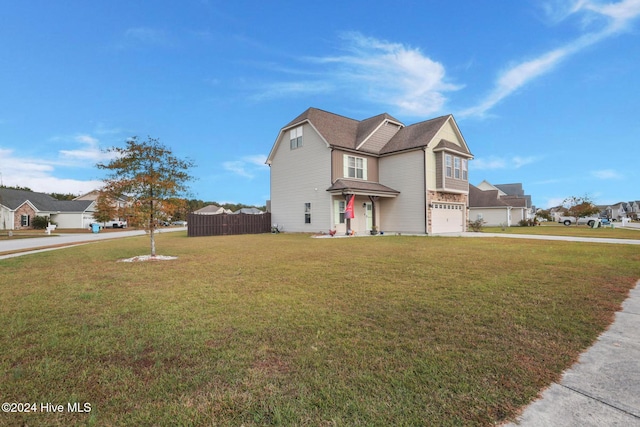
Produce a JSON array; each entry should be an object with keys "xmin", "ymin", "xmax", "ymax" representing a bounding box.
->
[
  {"xmin": 362, "ymin": 158, "xmax": 368, "ymax": 180},
  {"xmin": 343, "ymin": 154, "xmax": 349, "ymax": 177}
]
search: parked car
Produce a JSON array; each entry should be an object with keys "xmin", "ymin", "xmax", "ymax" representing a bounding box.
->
[
  {"xmin": 104, "ymin": 220, "xmax": 127, "ymax": 228},
  {"xmin": 558, "ymin": 216, "xmax": 599, "ymax": 226},
  {"xmin": 172, "ymin": 220, "xmax": 188, "ymax": 226}
]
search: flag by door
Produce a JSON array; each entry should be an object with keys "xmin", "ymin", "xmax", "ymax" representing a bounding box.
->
[{"xmin": 345, "ymin": 194, "xmax": 355, "ymax": 219}]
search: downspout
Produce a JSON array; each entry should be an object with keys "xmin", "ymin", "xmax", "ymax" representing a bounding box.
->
[{"xmin": 423, "ymin": 147, "xmax": 428, "ymax": 235}]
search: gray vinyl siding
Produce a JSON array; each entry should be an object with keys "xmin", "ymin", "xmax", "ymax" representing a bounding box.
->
[
  {"xmin": 434, "ymin": 151, "xmax": 468, "ymax": 192},
  {"xmin": 358, "ymin": 122, "xmax": 402, "ymax": 153},
  {"xmin": 435, "ymin": 151, "xmax": 444, "ymax": 189},
  {"xmin": 270, "ymin": 124, "xmax": 333, "ymax": 232},
  {"xmin": 470, "ymin": 208, "xmax": 510, "ymax": 227},
  {"xmin": 378, "ymin": 150, "xmax": 426, "ymax": 234},
  {"xmin": 331, "ymin": 149, "xmax": 379, "ymax": 182}
]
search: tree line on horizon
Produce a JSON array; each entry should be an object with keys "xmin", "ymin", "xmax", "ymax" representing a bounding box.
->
[{"xmin": 0, "ymin": 185, "xmax": 265, "ymax": 218}]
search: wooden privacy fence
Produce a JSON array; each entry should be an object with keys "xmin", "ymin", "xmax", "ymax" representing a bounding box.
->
[{"xmin": 187, "ymin": 213, "xmax": 272, "ymax": 237}]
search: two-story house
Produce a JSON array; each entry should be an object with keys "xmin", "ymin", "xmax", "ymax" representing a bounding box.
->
[{"xmin": 266, "ymin": 108, "xmax": 473, "ymax": 235}]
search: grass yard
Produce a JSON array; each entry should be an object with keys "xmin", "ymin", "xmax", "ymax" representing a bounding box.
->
[
  {"xmin": 482, "ymin": 222, "xmax": 640, "ymax": 239},
  {"xmin": 1, "ymin": 232, "xmax": 639, "ymax": 426}
]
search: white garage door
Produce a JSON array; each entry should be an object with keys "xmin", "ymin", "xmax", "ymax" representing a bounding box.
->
[{"xmin": 431, "ymin": 203, "xmax": 464, "ymax": 233}]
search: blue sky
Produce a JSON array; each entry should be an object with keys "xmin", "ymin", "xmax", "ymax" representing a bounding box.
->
[{"xmin": 1, "ymin": 0, "xmax": 639, "ymax": 208}]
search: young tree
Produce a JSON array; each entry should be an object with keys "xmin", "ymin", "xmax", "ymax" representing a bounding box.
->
[
  {"xmin": 97, "ymin": 136, "xmax": 195, "ymax": 256},
  {"xmin": 93, "ymin": 190, "xmax": 118, "ymax": 226},
  {"xmin": 562, "ymin": 195, "xmax": 600, "ymax": 225}
]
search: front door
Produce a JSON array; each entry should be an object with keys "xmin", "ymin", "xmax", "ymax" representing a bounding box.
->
[{"xmin": 364, "ymin": 202, "xmax": 373, "ymax": 231}]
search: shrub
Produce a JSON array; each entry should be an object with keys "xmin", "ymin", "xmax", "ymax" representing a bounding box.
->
[
  {"xmin": 518, "ymin": 218, "xmax": 539, "ymax": 227},
  {"xmin": 468, "ymin": 218, "xmax": 485, "ymax": 232},
  {"xmin": 31, "ymin": 215, "xmax": 51, "ymax": 229}
]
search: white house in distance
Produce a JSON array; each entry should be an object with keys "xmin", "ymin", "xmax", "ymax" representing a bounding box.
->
[
  {"xmin": 266, "ymin": 107, "xmax": 473, "ymax": 235},
  {"xmin": 0, "ymin": 188, "xmax": 95, "ymax": 230},
  {"xmin": 469, "ymin": 181, "xmax": 532, "ymax": 226}
]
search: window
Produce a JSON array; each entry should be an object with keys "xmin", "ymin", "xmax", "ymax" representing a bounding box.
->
[
  {"xmin": 290, "ymin": 126, "xmax": 303, "ymax": 150},
  {"xmin": 445, "ymin": 155, "xmax": 452, "ymax": 178},
  {"xmin": 462, "ymin": 159, "xmax": 468, "ymax": 180},
  {"xmin": 454, "ymin": 157, "xmax": 461, "ymax": 179},
  {"xmin": 21, "ymin": 214, "xmax": 30, "ymax": 227},
  {"xmin": 304, "ymin": 202, "xmax": 311, "ymax": 224},
  {"xmin": 334, "ymin": 200, "xmax": 345, "ymax": 224},
  {"xmin": 344, "ymin": 155, "xmax": 367, "ymax": 180}
]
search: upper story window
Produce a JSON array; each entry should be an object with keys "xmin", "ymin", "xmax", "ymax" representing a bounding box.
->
[
  {"xmin": 344, "ymin": 155, "xmax": 367, "ymax": 180},
  {"xmin": 290, "ymin": 126, "xmax": 303, "ymax": 150},
  {"xmin": 445, "ymin": 154, "xmax": 467, "ymax": 181}
]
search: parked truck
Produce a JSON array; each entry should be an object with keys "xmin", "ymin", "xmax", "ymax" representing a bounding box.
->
[
  {"xmin": 558, "ymin": 216, "xmax": 599, "ymax": 226},
  {"xmin": 104, "ymin": 219, "xmax": 128, "ymax": 228}
]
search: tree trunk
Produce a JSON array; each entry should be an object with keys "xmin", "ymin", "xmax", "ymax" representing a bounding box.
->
[{"xmin": 150, "ymin": 228, "xmax": 156, "ymax": 257}]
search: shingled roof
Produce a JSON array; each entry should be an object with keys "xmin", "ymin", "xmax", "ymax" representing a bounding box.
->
[
  {"xmin": 326, "ymin": 179, "xmax": 400, "ymax": 196},
  {"xmin": 468, "ymin": 184, "xmax": 509, "ymax": 208},
  {"xmin": 0, "ymin": 188, "xmax": 93, "ymax": 212},
  {"xmin": 277, "ymin": 108, "xmax": 465, "ymax": 157}
]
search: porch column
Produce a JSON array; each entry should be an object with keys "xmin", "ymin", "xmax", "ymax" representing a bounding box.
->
[
  {"xmin": 345, "ymin": 193, "xmax": 352, "ymax": 235},
  {"xmin": 368, "ymin": 196, "xmax": 379, "ymax": 229}
]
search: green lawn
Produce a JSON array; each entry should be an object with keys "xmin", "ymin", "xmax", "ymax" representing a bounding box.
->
[
  {"xmin": 482, "ymin": 222, "xmax": 640, "ymax": 239},
  {"xmin": 1, "ymin": 232, "xmax": 638, "ymax": 426}
]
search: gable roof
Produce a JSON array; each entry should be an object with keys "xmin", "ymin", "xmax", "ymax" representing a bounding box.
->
[
  {"xmin": 468, "ymin": 184, "xmax": 509, "ymax": 208},
  {"xmin": 494, "ymin": 183, "xmax": 524, "ymax": 197},
  {"xmin": 194, "ymin": 204, "xmax": 223, "ymax": 214},
  {"xmin": 379, "ymin": 115, "xmax": 449, "ymax": 155},
  {"xmin": 268, "ymin": 108, "xmax": 471, "ymax": 163},
  {"xmin": 0, "ymin": 188, "xmax": 93, "ymax": 212}
]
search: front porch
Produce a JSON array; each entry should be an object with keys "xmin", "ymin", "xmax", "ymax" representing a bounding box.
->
[{"xmin": 327, "ymin": 179, "xmax": 399, "ymax": 236}]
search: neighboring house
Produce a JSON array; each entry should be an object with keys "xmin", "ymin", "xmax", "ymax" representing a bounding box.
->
[
  {"xmin": 468, "ymin": 184, "xmax": 528, "ymax": 226},
  {"xmin": 603, "ymin": 201, "xmax": 640, "ymax": 220},
  {"xmin": 606, "ymin": 202, "xmax": 628, "ymax": 220},
  {"xmin": 266, "ymin": 107, "xmax": 473, "ymax": 235},
  {"xmin": 233, "ymin": 207, "xmax": 264, "ymax": 214},
  {"xmin": 74, "ymin": 189, "xmax": 130, "ymax": 221},
  {"xmin": 549, "ymin": 205, "xmax": 565, "ymax": 222},
  {"xmin": 475, "ymin": 181, "xmax": 533, "ymax": 221},
  {"xmin": 628, "ymin": 201, "xmax": 640, "ymax": 219},
  {"xmin": 193, "ymin": 205, "xmax": 232, "ymax": 215},
  {"xmin": 0, "ymin": 188, "xmax": 95, "ymax": 230}
]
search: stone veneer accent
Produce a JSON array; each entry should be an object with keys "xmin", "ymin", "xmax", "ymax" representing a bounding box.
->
[
  {"xmin": 13, "ymin": 204, "xmax": 37, "ymax": 230},
  {"xmin": 427, "ymin": 190, "xmax": 469, "ymax": 234}
]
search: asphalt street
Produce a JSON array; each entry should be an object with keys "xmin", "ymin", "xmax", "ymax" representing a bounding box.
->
[{"xmin": 0, "ymin": 227, "xmax": 186, "ymax": 259}]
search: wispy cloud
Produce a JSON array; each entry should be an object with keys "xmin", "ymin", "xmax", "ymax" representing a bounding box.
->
[
  {"xmin": 0, "ymin": 148, "xmax": 104, "ymax": 195},
  {"xmin": 58, "ymin": 134, "xmax": 114, "ymax": 163},
  {"xmin": 591, "ymin": 168, "xmax": 623, "ymax": 179},
  {"xmin": 471, "ymin": 155, "xmax": 539, "ymax": 170},
  {"xmin": 116, "ymin": 27, "xmax": 173, "ymax": 49},
  {"xmin": 252, "ymin": 81, "xmax": 335, "ymax": 101},
  {"xmin": 255, "ymin": 32, "xmax": 461, "ymax": 116},
  {"xmin": 222, "ymin": 154, "xmax": 268, "ymax": 179},
  {"xmin": 461, "ymin": 0, "xmax": 640, "ymax": 117}
]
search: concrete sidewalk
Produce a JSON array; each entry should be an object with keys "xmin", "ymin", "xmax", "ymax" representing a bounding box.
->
[
  {"xmin": 0, "ymin": 227, "xmax": 186, "ymax": 260},
  {"xmin": 439, "ymin": 232, "xmax": 640, "ymax": 245},
  {"xmin": 505, "ymin": 281, "xmax": 640, "ymax": 426}
]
